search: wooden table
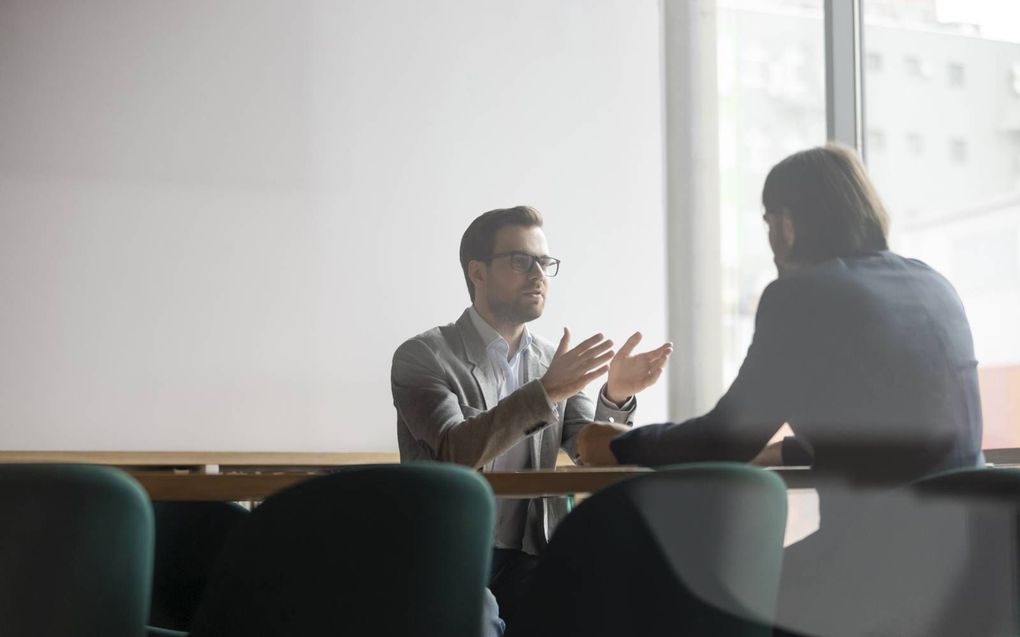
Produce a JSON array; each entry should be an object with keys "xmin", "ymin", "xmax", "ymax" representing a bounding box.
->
[
  {"xmin": 0, "ymin": 451, "xmax": 651, "ymax": 499},
  {"xmin": 126, "ymin": 466, "xmax": 653, "ymax": 501},
  {"xmin": 0, "ymin": 451, "xmax": 401, "ymax": 473},
  {"xmin": 1, "ymin": 449, "xmax": 1016, "ymax": 501}
]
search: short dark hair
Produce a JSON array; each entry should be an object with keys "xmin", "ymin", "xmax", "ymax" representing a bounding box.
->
[
  {"xmin": 459, "ymin": 206, "xmax": 544, "ymax": 301},
  {"xmin": 762, "ymin": 143, "xmax": 890, "ymax": 264}
]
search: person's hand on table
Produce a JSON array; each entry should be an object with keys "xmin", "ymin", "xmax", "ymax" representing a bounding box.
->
[
  {"xmin": 577, "ymin": 422, "xmax": 631, "ymax": 466},
  {"xmin": 605, "ymin": 332, "xmax": 673, "ymax": 405}
]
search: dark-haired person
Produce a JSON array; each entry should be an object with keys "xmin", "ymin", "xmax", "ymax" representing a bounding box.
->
[
  {"xmin": 576, "ymin": 143, "xmax": 984, "ymax": 635},
  {"xmin": 391, "ymin": 205, "xmax": 671, "ymax": 629},
  {"xmin": 578, "ymin": 142, "xmax": 982, "ymax": 478}
]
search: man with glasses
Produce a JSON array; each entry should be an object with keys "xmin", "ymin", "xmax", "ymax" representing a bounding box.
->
[{"xmin": 392, "ymin": 205, "xmax": 671, "ymax": 630}]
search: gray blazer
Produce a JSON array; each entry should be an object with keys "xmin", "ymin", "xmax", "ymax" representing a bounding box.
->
[{"xmin": 392, "ymin": 309, "xmax": 634, "ymax": 553}]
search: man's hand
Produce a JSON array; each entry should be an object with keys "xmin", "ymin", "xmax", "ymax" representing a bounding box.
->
[
  {"xmin": 605, "ymin": 332, "xmax": 673, "ymax": 405},
  {"xmin": 577, "ymin": 422, "xmax": 630, "ymax": 465},
  {"xmin": 541, "ymin": 328, "xmax": 615, "ymax": 404}
]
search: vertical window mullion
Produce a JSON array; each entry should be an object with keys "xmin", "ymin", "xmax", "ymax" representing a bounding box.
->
[{"xmin": 825, "ymin": 0, "xmax": 864, "ymax": 154}]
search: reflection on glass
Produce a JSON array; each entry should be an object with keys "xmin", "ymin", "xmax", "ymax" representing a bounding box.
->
[{"xmin": 864, "ymin": 0, "xmax": 1020, "ymax": 449}]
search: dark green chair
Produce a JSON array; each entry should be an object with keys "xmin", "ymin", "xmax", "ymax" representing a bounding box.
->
[
  {"xmin": 507, "ymin": 463, "xmax": 788, "ymax": 637},
  {"xmin": 149, "ymin": 501, "xmax": 250, "ymax": 630},
  {"xmin": 184, "ymin": 463, "xmax": 495, "ymax": 637},
  {"xmin": 0, "ymin": 463, "xmax": 155, "ymax": 637}
]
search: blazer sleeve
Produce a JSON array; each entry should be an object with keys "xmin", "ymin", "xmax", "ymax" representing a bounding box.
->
[
  {"xmin": 560, "ymin": 386, "xmax": 637, "ymax": 463},
  {"xmin": 610, "ymin": 279, "xmax": 800, "ymax": 466},
  {"xmin": 391, "ymin": 338, "xmax": 559, "ymax": 469}
]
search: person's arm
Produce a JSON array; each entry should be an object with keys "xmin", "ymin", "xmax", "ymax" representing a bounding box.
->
[
  {"xmin": 561, "ymin": 333, "xmax": 672, "ymax": 461},
  {"xmin": 601, "ymin": 280, "xmax": 802, "ymax": 466},
  {"xmin": 393, "ymin": 329, "xmax": 618, "ymax": 469},
  {"xmin": 392, "ymin": 339, "xmax": 557, "ymax": 469}
]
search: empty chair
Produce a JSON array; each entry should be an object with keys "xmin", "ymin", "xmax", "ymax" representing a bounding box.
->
[
  {"xmin": 187, "ymin": 463, "xmax": 495, "ymax": 637},
  {"xmin": 910, "ymin": 467, "xmax": 1020, "ymax": 636},
  {"xmin": 0, "ymin": 464, "xmax": 154, "ymax": 637},
  {"xmin": 149, "ymin": 501, "xmax": 250, "ymax": 630},
  {"xmin": 507, "ymin": 463, "xmax": 788, "ymax": 637},
  {"xmin": 775, "ymin": 468, "xmax": 1020, "ymax": 637}
]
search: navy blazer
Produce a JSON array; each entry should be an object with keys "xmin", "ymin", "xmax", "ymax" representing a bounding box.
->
[{"xmin": 612, "ymin": 251, "xmax": 984, "ymax": 483}]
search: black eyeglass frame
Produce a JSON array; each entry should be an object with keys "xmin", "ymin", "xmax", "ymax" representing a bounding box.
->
[{"xmin": 481, "ymin": 251, "xmax": 561, "ymax": 277}]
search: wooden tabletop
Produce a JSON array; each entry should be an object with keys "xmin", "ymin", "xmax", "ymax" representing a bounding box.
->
[
  {"xmin": 1, "ymin": 449, "xmax": 1016, "ymax": 500},
  {"xmin": 128, "ymin": 466, "xmax": 654, "ymax": 501},
  {"xmin": 0, "ymin": 451, "xmax": 400, "ymax": 469}
]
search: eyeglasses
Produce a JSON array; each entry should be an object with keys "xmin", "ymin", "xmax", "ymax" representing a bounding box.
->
[{"xmin": 484, "ymin": 251, "xmax": 561, "ymax": 277}]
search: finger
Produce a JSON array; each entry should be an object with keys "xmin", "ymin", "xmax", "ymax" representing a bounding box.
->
[
  {"xmin": 651, "ymin": 342, "xmax": 674, "ymax": 356},
  {"xmin": 584, "ymin": 349, "xmax": 615, "ymax": 371},
  {"xmin": 617, "ymin": 332, "xmax": 643, "ymax": 358},
  {"xmin": 576, "ymin": 339, "xmax": 614, "ymax": 361},
  {"xmin": 645, "ymin": 351, "xmax": 672, "ymax": 367},
  {"xmin": 652, "ymin": 352, "xmax": 672, "ymax": 368},
  {"xmin": 645, "ymin": 365, "xmax": 664, "ymax": 384},
  {"xmin": 639, "ymin": 344, "xmax": 673, "ymax": 364},
  {"xmin": 637, "ymin": 342, "xmax": 673, "ymax": 360},
  {"xmin": 578, "ymin": 365, "xmax": 611, "ymax": 386},
  {"xmin": 555, "ymin": 327, "xmax": 570, "ymax": 357},
  {"xmin": 571, "ymin": 332, "xmax": 608, "ymax": 355}
]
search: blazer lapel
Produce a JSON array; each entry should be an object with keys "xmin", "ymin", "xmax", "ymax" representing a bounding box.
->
[
  {"xmin": 526, "ymin": 339, "xmax": 556, "ymax": 469},
  {"xmin": 455, "ymin": 310, "xmax": 499, "ymax": 410}
]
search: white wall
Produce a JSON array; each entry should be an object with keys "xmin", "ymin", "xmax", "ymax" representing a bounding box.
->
[{"xmin": 0, "ymin": 0, "xmax": 669, "ymax": 451}]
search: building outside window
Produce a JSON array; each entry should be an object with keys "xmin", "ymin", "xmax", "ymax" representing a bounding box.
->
[{"xmin": 864, "ymin": 0, "xmax": 1020, "ymax": 449}]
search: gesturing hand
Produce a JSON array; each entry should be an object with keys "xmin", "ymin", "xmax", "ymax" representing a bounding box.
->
[
  {"xmin": 541, "ymin": 328, "xmax": 614, "ymax": 404},
  {"xmin": 605, "ymin": 332, "xmax": 673, "ymax": 405}
]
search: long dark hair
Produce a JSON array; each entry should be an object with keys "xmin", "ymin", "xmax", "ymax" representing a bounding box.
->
[{"xmin": 762, "ymin": 143, "xmax": 890, "ymax": 264}]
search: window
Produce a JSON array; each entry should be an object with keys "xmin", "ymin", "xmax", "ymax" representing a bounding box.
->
[
  {"xmin": 906, "ymin": 132, "xmax": 924, "ymax": 154},
  {"xmin": 904, "ymin": 55, "xmax": 925, "ymax": 78},
  {"xmin": 716, "ymin": 0, "xmax": 826, "ymax": 387},
  {"xmin": 867, "ymin": 52, "xmax": 883, "ymax": 72},
  {"xmin": 948, "ymin": 62, "xmax": 965, "ymax": 87},
  {"xmin": 950, "ymin": 138, "xmax": 968, "ymax": 164},
  {"xmin": 865, "ymin": 0, "xmax": 1020, "ymax": 449},
  {"xmin": 868, "ymin": 129, "xmax": 886, "ymax": 152}
]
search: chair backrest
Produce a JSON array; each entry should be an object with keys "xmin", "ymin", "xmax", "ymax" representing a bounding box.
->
[
  {"xmin": 507, "ymin": 463, "xmax": 788, "ymax": 637},
  {"xmin": 777, "ymin": 467, "xmax": 1020, "ymax": 637},
  {"xmin": 911, "ymin": 467, "xmax": 1020, "ymax": 636},
  {"xmin": 188, "ymin": 463, "xmax": 495, "ymax": 637},
  {"xmin": 0, "ymin": 463, "xmax": 155, "ymax": 637},
  {"xmin": 150, "ymin": 501, "xmax": 250, "ymax": 630}
]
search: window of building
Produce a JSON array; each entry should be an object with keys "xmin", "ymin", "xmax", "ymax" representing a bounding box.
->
[
  {"xmin": 867, "ymin": 52, "xmax": 883, "ymax": 72},
  {"xmin": 948, "ymin": 62, "xmax": 965, "ymax": 87},
  {"xmin": 906, "ymin": 132, "xmax": 924, "ymax": 154},
  {"xmin": 868, "ymin": 129, "xmax": 886, "ymax": 152},
  {"xmin": 951, "ymin": 138, "xmax": 968, "ymax": 164},
  {"xmin": 865, "ymin": 0, "xmax": 1020, "ymax": 449},
  {"xmin": 904, "ymin": 55, "xmax": 924, "ymax": 77}
]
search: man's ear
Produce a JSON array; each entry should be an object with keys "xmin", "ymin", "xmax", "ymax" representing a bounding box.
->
[
  {"xmin": 781, "ymin": 210, "xmax": 796, "ymax": 250},
  {"xmin": 468, "ymin": 260, "xmax": 487, "ymax": 293}
]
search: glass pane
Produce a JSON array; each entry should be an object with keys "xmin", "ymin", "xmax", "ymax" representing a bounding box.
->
[
  {"xmin": 717, "ymin": 0, "xmax": 827, "ymax": 386},
  {"xmin": 863, "ymin": 0, "xmax": 1020, "ymax": 449}
]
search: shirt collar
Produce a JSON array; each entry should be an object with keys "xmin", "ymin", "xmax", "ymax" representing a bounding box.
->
[{"xmin": 467, "ymin": 306, "xmax": 533, "ymax": 360}]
